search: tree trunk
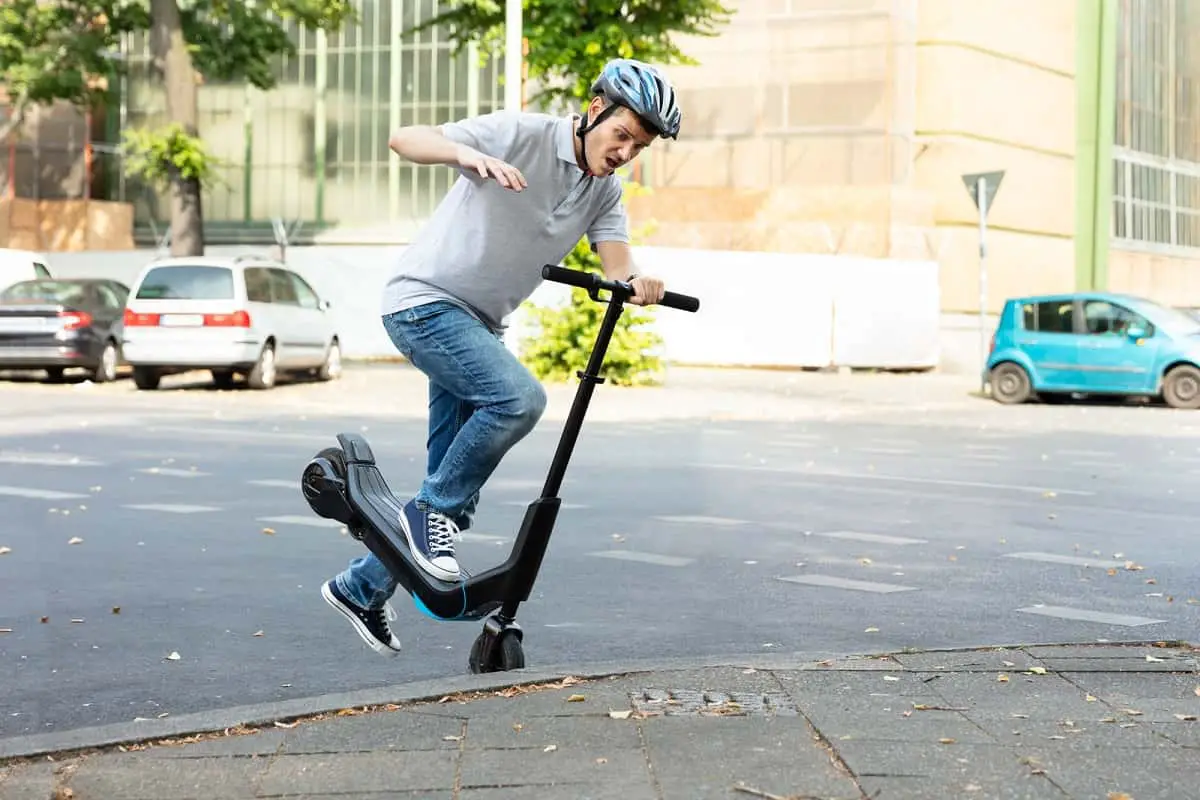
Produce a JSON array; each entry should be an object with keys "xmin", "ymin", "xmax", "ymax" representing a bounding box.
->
[{"xmin": 149, "ymin": 0, "xmax": 203, "ymax": 256}]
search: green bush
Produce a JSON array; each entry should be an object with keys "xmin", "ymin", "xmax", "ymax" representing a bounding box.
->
[{"xmin": 519, "ymin": 236, "xmax": 665, "ymax": 387}]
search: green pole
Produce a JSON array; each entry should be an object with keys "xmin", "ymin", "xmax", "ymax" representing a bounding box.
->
[
  {"xmin": 1075, "ymin": 0, "xmax": 1118, "ymax": 291},
  {"xmin": 243, "ymin": 84, "xmax": 253, "ymax": 222},
  {"xmin": 314, "ymin": 29, "xmax": 328, "ymax": 225}
]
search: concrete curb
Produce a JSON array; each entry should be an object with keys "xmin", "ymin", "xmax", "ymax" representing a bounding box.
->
[{"xmin": 4, "ymin": 638, "xmax": 1189, "ymax": 762}]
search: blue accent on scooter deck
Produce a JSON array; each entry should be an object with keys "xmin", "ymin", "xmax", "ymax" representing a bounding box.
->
[{"xmin": 411, "ymin": 585, "xmax": 472, "ymax": 621}]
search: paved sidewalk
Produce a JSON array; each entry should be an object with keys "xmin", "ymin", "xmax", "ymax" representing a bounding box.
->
[{"xmin": 2, "ymin": 642, "xmax": 1197, "ymax": 799}]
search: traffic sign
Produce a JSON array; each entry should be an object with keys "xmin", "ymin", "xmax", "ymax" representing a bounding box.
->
[{"xmin": 962, "ymin": 171, "xmax": 1005, "ymax": 217}]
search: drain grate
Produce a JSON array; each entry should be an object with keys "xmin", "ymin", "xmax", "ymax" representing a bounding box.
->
[{"xmin": 629, "ymin": 688, "xmax": 799, "ymax": 717}]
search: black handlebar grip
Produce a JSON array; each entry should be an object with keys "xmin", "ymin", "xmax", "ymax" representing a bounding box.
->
[
  {"xmin": 541, "ymin": 264, "xmax": 596, "ymax": 289},
  {"xmin": 660, "ymin": 291, "xmax": 700, "ymax": 313}
]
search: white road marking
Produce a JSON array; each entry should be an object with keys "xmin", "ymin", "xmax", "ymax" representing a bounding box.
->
[
  {"xmin": 1003, "ymin": 552, "xmax": 1127, "ymax": 569},
  {"xmin": 776, "ymin": 575, "xmax": 918, "ymax": 593},
  {"xmin": 0, "ymin": 485, "xmax": 87, "ymax": 500},
  {"xmin": 814, "ymin": 530, "xmax": 928, "ymax": 546},
  {"xmin": 587, "ymin": 550, "xmax": 694, "ymax": 567},
  {"xmin": 0, "ymin": 453, "xmax": 102, "ymax": 467},
  {"xmin": 137, "ymin": 467, "xmax": 209, "ymax": 478},
  {"xmin": 460, "ymin": 532, "xmax": 508, "ymax": 544},
  {"xmin": 655, "ymin": 515, "xmax": 749, "ymax": 527},
  {"xmin": 258, "ymin": 515, "xmax": 341, "ymax": 528},
  {"xmin": 124, "ymin": 504, "xmax": 218, "ymax": 513},
  {"xmin": 856, "ymin": 447, "xmax": 914, "ymax": 455},
  {"xmin": 247, "ymin": 479, "xmax": 296, "ymax": 489},
  {"xmin": 691, "ymin": 462, "xmax": 1095, "ymax": 497},
  {"xmin": 1056, "ymin": 449, "xmax": 1116, "ymax": 458},
  {"xmin": 142, "ymin": 425, "xmax": 329, "ymax": 444},
  {"xmin": 965, "ymin": 444, "xmax": 1008, "ymax": 452},
  {"xmin": 1015, "ymin": 605, "xmax": 1165, "ymax": 627},
  {"xmin": 962, "ymin": 453, "xmax": 1011, "ymax": 461}
]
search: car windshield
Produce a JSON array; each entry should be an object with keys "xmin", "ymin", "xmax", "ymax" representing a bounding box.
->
[
  {"xmin": 1140, "ymin": 298, "xmax": 1200, "ymax": 335},
  {"xmin": 0, "ymin": 280, "xmax": 88, "ymax": 306},
  {"xmin": 136, "ymin": 266, "xmax": 234, "ymax": 300}
]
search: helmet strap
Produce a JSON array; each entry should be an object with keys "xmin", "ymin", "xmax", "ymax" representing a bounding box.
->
[{"xmin": 576, "ymin": 100, "xmax": 621, "ymax": 176}]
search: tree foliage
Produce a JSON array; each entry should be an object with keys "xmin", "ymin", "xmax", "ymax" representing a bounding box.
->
[{"xmin": 408, "ymin": 0, "xmax": 733, "ymax": 110}]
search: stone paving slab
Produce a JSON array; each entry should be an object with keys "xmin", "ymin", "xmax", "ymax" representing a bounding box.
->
[{"xmin": 1, "ymin": 643, "xmax": 1196, "ymax": 800}]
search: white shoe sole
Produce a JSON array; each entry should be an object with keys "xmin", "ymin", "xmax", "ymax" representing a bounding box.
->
[{"xmin": 321, "ymin": 583, "xmax": 401, "ymax": 656}]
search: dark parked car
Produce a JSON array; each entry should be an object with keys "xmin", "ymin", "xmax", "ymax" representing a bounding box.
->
[{"xmin": 0, "ymin": 278, "xmax": 129, "ymax": 382}]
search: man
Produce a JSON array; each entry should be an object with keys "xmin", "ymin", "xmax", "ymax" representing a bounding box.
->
[{"xmin": 321, "ymin": 59, "xmax": 683, "ymax": 655}]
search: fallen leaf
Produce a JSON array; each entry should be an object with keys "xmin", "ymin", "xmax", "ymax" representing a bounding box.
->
[
  {"xmin": 608, "ymin": 710, "xmax": 633, "ymax": 720},
  {"xmin": 1109, "ymin": 793, "xmax": 1135, "ymax": 800},
  {"xmin": 1122, "ymin": 708, "xmax": 1143, "ymax": 716},
  {"xmin": 1174, "ymin": 714, "xmax": 1198, "ymax": 721},
  {"xmin": 1026, "ymin": 667, "xmax": 1048, "ymax": 675},
  {"xmin": 111, "ymin": 607, "xmax": 121, "ymax": 615},
  {"xmin": 543, "ymin": 744, "xmax": 557, "ymax": 753},
  {"xmin": 1086, "ymin": 694, "xmax": 1098, "ymax": 702},
  {"xmin": 864, "ymin": 627, "xmax": 879, "ymax": 633},
  {"xmin": 1193, "ymin": 686, "xmax": 1200, "ymax": 697},
  {"xmin": 595, "ymin": 757, "xmax": 608, "ymax": 764},
  {"xmin": 273, "ymin": 721, "xmax": 299, "ymax": 729},
  {"xmin": 816, "ymin": 659, "xmax": 835, "ymax": 667},
  {"xmin": 1043, "ymin": 491, "xmax": 1057, "ymax": 498},
  {"xmin": 0, "ymin": 628, "xmax": 12, "ymax": 634},
  {"xmin": 1146, "ymin": 578, "xmax": 1158, "ymax": 585},
  {"xmin": 68, "ymin": 537, "xmax": 84, "ymax": 545},
  {"xmin": 0, "ymin": 546, "xmax": 10, "ymax": 555},
  {"xmin": 998, "ymin": 674, "xmax": 1010, "ymax": 682},
  {"xmin": 70, "ymin": 618, "xmax": 84, "ymax": 624},
  {"xmin": 1002, "ymin": 660, "xmax": 1016, "ymax": 667},
  {"xmin": 442, "ymin": 734, "xmax": 463, "ymax": 741},
  {"xmin": 883, "ymin": 675, "xmax": 900, "ymax": 682},
  {"xmin": 261, "ymin": 528, "xmax": 276, "ymax": 536},
  {"xmin": 253, "ymin": 631, "xmax": 264, "ymax": 637},
  {"xmin": 165, "ymin": 651, "xmax": 181, "ymax": 661},
  {"xmin": 938, "ymin": 737, "xmax": 956, "ymax": 744},
  {"xmin": 1124, "ymin": 560, "xmax": 1144, "ymax": 571},
  {"xmin": 1146, "ymin": 654, "xmax": 1165, "ymax": 662},
  {"xmin": 567, "ymin": 694, "xmax": 586, "ymax": 702},
  {"xmin": 1107, "ymin": 568, "xmax": 1118, "ymax": 576},
  {"xmin": 859, "ymin": 557, "xmax": 873, "ymax": 566},
  {"xmin": 40, "ymin": 616, "xmax": 49, "ymax": 624}
]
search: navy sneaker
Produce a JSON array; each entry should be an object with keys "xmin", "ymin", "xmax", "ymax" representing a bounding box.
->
[
  {"xmin": 398, "ymin": 498, "xmax": 461, "ymax": 582},
  {"xmin": 321, "ymin": 580, "xmax": 402, "ymax": 656}
]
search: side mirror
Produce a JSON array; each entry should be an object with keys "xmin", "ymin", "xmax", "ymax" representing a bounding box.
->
[{"xmin": 1127, "ymin": 326, "xmax": 1147, "ymax": 340}]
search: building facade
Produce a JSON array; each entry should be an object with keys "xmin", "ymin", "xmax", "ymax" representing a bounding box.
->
[{"xmin": 5, "ymin": 0, "xmax": 1197, "ymax": 312}]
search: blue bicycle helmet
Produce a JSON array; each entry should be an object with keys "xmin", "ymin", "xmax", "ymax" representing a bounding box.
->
[
  {"xmin": 589, "ymin": 58, "xmax": 682, "ymax": 140},
  {"xmin": 576, "ymin": 59, "xmax": 681, "ymax": 175}
]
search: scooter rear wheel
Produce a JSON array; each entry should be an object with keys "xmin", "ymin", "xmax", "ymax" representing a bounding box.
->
[{"xmin": 468, "ymin": 630, "xmax": 525, "ymax": 673}]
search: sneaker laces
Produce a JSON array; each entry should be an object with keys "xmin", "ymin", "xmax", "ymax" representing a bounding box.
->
[{"xmin": 427, "ymin": 511, "xmax": 459, "ymax": 556}]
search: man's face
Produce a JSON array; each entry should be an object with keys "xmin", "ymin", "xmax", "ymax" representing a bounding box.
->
[{"xmin": 584, "ymin": 101, "xmax": 657, "ymax": 176}]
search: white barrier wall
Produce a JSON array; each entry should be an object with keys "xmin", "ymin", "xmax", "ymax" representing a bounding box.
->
[{"xmin": 39, "ymin": 245, "xmax": 940, "ymax": 370}]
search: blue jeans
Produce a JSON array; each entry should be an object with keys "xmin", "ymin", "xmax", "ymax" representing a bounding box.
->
[{"xmin": 333, "ymin": 301, "xmax": 548, "ymax": 609}]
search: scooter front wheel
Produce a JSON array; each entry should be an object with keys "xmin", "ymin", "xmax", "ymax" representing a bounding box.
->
[{"xmin": 468, "ymin": 630, "xmax": 525, "ymax": 673}]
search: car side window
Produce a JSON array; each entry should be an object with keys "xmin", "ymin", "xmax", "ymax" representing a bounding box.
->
[
  {"xmin": 1022, "ymin": 301, "xmax": 1075, "ymax": 334},
  {"xmin": 94, "ymin": 284, "xmax": 122, "ymax": 310},
  {"xmin": 268, "ymin": 268, "xmax": 299, "ymax": 305},
  {"xmin": 1083, "ymin": 300, "xmax": 1155, "ymax": 337},
  {"xmin": 288, "ymin": 272, "xmax": 321, "ymax": 310},
  {"xmin": 33, "ymin": 262, "xmax": 50, "ymax": 279},
  {"xmin": 244, "ymin": 267, "xmax": 273, "ymax": 303}
]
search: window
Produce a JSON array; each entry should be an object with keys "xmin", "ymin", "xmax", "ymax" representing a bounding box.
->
[
  {"xmin": 94, "ymin": 284, "xmax": 123, "ymax": 310},
  {"xmin": 136, "ymin": 266, "xmax": 235, "ymax": 300},
  {"xmin": 33, "ymin": 262, "xmax": 50, "ymax": 279},
  {"xmin": 244, "ymin": 268, "xmax": 273, "ymax": 303},
  {"xmin": 1022, "ymin": 301, "xmax": 1075, "ymax": 334},
  {"xmin": 288, "ymin": 272, "xmax": 321, "ymax": 310},
  {"xmin": 1082, "ymin": 300, "xmax": 1155, "ymax": 336},
  {"xmin": 268, "ymin": 268, "xmax": 299, "ymax": 304}
]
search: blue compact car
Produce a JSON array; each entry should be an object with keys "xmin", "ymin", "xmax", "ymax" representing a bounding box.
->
[{"xmin": 984, "ymin": 292, "xmax": 1200, "ymax": 409}]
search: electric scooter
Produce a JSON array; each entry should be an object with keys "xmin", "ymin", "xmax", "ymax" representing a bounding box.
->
[{"xmin": 300, "ymin": 264, "xmax": 700, "ymax": 674}]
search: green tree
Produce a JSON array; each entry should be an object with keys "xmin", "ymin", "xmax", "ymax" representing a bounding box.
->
[
  {"xmin": 411, "ymin": 0, "xmax": 733, "ymax": 112},
  {"xmin": 0, "ymin": 0, "xmax": 355, "ymax": 256}
]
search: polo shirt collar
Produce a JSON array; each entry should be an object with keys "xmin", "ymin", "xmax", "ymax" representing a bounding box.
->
[{"xmin": 557, "ymin": 114, "xmax": 584, "ymax": 169}]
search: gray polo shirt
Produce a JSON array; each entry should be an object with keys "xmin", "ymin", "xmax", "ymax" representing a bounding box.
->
[{"xmin": 380, "ymin": 111, "xmax": 631, "ymax": 332}]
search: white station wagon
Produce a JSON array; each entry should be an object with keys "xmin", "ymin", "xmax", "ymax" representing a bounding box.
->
[{"xmin": 121, "ymin": 254, "xmax": 342, "ymax": 390}]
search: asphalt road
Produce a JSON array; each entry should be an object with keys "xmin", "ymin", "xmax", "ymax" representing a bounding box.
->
[{"xmin": 1, "ymin": 369, "xmax": 1199, "ymax": 741}]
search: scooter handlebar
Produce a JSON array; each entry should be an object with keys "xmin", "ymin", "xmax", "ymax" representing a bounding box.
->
[{"xmin": 541, "ymin": 264, "xmax": 700, "ymax": 313}]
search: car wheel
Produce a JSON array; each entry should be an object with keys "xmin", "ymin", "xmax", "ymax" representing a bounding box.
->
[
  {"xmin": 211, "ymin": 370, "xmax": 236, "ymax": 390},
  {"xmin": 1162, "ymin": 364, "xmax": 1200, "ymax": 409},
  {"xmin": 317, "ymin": 339, "xmax": 342, "ymax": 381},
  {"xmin": 92, "ymin": 340, "xmax": 119, "ymax": 383},
  {"xmin": 989, "ymin": 362, "xmax": 1032, "ymax": 405},
  {"xmin": 246, "ymin": 343, "xmax": 277, "ymax": 390},
  {"xmin": 133, "ymin": 367, "xmax": 160, "ymax": 391}
]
